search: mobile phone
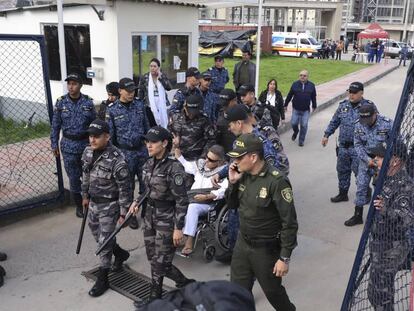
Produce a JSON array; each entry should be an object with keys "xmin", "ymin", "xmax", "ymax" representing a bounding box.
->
[{"xmin": 234, "ymin": 164, "xmax": 240, "ymax": 173}]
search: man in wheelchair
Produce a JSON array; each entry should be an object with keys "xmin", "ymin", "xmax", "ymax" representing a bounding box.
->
[{"xmin": 173, "ymin": 143, "xmax": 228, "ymax": 256}]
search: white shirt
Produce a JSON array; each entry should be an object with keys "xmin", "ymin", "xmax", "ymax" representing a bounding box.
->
[
  {"xmin": 177, "ymin": 156, "xmax": 228, "ymax": 200},
  {"xmin": 266, "ymin": 92, "xmax": 276, "ymax": 106}
]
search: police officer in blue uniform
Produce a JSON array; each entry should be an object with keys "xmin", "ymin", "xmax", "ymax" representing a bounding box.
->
[
  {"xmin": 169, "ymin": 67, "xmax": 202, "ymax": 114},
  {"xmin": 345, "ymin": 104, "xmax": 393, "ymax": 226},
  {"xmin": 207, "ymin": 55, "xmax": 229, "ymax": 94},
  {"xmin": 106, "ymin": 78, "xmax": 150, "ymax": 229},
  {"xmin": 199, "ymin": 71, "xmax": 220, "ymax": 124},
  {"xmin": 322, "ymin": 82, "xmax": 377, "ymax": 203},
  {"xmin": 51, "ymin": 73, "xmax": 96, "ymax": 218}
]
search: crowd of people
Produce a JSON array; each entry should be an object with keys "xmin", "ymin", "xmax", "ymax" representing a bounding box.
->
[
  {"xmin": 1, "ymin": 45, "xmax": 412, "ymax": 311},
  {"xmin": 318, "ymin": 38, "xmax": 347, "ymax": 60}
]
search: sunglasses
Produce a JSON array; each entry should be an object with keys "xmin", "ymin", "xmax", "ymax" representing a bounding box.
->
[{"xmin": 206, "ymin": 156, "xmax": 220, "ymax": 163}]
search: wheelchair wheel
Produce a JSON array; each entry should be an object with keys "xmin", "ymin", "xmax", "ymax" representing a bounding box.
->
[
  {"xmin": 215, "ymin": 204, "xmax": 231, "ymax": 251},
  {"xmin": 203, "ymin": 245, "xmax": 216, "ymax": 262}
]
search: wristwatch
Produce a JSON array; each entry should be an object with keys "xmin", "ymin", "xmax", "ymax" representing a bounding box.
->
[{"xmin": 279, "ymin": 256, "xmax": 290, "ymax": 264}]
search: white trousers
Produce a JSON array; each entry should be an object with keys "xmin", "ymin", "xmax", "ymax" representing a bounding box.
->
[{"xmin": 183, "ymin": 203, "xmax": 211, "ymax": 237}]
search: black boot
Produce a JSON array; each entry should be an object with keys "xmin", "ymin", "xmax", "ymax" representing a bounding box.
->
[
  {"xmin": 215, "ymin": 251, "xmax": 233, "ymax": 264},
  {"xmin": 0, "ymin": 265, "xmax": 4, "ymax": 288},
  {"xmin": 330, "ymin": 190, "xmax": 349, "ymax": 203},
  {"xmin": 73, "ymin": 193, "xmax": 84, "ymax": 218},
  {"xmin": 166, "ymin": 265, "xmax": 195, "ymax": 288},
  {"xmin": 88, "ymin": 268, "xmax": 110, "ymax": 297},
  {"xmin": 128, "ymin": 216, "xmax": 139, "ymax": 230},
  {"xmin": 0, "ymin": 251, "xmax": 7, "ymax": 262},
  {"xmin": 133, "ymin": 278, "xmax": 163, "ymax": 308},
  {"xmin": 344, "ymin": 206, "xmax": 363, "ymax": 227},
  {"xmin": 112, "ymin": 244, "xmax": 130, "ymax": 272}
]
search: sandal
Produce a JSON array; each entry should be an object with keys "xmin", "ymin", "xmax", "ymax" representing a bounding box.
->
[{"xmin": 179, "ymin": 247, "xmax": 193, "ymax": 257}]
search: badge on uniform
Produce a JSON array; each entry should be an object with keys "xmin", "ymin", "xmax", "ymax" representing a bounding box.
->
[
  {"xmin": 118, "ymin": 168, "xmax": 129, "ymax": 179},
  {"xmin": 238, "ymin": 184, "xmax": 246, "ymax": 192},
  {"xmin": 174, "ymin": 174, "xmax": 184, "ymax": 186},
  {"xmin": 281, "ymin": 188, "xmax": 293, "ymax": 203},
  {"xmin": 259, "ymin": 187, "xmax": 268, "ymax": 198}
]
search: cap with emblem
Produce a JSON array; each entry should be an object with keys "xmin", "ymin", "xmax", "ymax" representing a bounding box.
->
[
  {"xmin": 219, "ymin": 89, "xmax": 237, "ymax": 101},
  {"xmin": 359, "ymin": 104, "xmax": 376, "ymax": 118},
  {"xmin": 214, "ymin": 55, "xmax": 224, "ymax": 61},
  {"xmin": 144, "ymin": 126, "xmax": 172, "ymax": 142},
  {"xmin": 186, "ymin": 67, "xmax": 201, "ymax": 79},
  {"xmin": 65, "ymin": 73, "xmax": 82, "ymax": 83},
  {"xmin": 185, "ymin": 94, "xmax": 204, "ymax": 113},
  {"xmin": 227, "ymin": 133, "xmax": 263, "ymax": 158},
  {"xmin": 225, "ymin": 104, "xmax": 249, "ymax": 122},
  {"xmin": 119, "ymin": 78, "xmax": 138, "ymax": 92},
  {"xmin": 201, "ymin": 71, "xmax": 212, "ymax": 80},
  {"xmin": 369, "ymin": 140, "xmax": 408, "ymax": 159},
  {"xmin": 347, "ymin": 82, "xmax": 364, "ymax": 93},
  {"xmin": 238, "ymin": 84, "xmax": 255, "ymax": 96},
  {"xmin": 87, "ymin": 119, "xmax": 110, "ymax": 136}
]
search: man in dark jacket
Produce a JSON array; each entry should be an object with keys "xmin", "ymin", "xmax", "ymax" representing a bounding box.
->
[
  {"xmin": 284, "ymin": 70, "xmax": 317, "ymax": 146},
  {"xmin": 98, "ymin": 82, "xmax": 119, "ymax": 120},
  {"xmin": 233, "ymin": 50, "xmax": 256, "ymax": 91}
]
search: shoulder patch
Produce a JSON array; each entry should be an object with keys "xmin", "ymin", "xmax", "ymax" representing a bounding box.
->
[
  {"xmin": 118, "ymin": 167, "xmax": 129, "ymax": 179},
  {"xmin": 281, "ymin": 188, "xmax": 293, "ymax": 203},
  {"xmin": 174, "ymin": 174, "xmax": 184, "ymax": 186}
]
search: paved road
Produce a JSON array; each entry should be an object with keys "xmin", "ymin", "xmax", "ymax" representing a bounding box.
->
[{"xmin": 0, "ymin": 66, "xmax": 408, "ymax": 310}]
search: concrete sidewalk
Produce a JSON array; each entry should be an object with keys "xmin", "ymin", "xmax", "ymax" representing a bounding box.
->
[{"xmin": 280, "ymin": 59, "xmax": 399, "ymax": 134}]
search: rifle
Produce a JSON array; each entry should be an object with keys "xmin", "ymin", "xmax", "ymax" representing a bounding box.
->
[
  {"xmin": 95, "ymin": 188, "xmax": 150, "ymax": 256},
  {"xmin": 76, "ymin": 204, "xmax": 89, "ymax": 255}
]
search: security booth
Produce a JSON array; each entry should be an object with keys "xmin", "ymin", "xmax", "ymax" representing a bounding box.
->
[{"xmin": 0, "ymin": 0, "xmax": 203, "ymax": 101}]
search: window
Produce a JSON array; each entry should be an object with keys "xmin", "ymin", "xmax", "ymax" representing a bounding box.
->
[
  {"xmin": 285, "ymin": 38, "xmax": 297, "ymax": 44},
  {"xmin": 132, "ymin": 35, "xmax": 157, "ymax": 79},
  {"xmin": 161, "ymin": 35, "xmax": 189, "ymax": 87},
  {"xmin": 392, "ymin": 8, "xmax": 403, "ymax": 17},
  {"xmin": 132, "ymin": 34, "xmax": 189, "ymax": 88},
  {"xmin": 43, "ymin": 24, "xmax": 92, "ymax": 85},
  {"xmin": 300, "ymin": 38, "xmax": 310, "ymax": 45}
]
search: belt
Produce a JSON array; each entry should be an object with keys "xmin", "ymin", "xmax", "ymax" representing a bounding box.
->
[
  {"xmin": 63, "ymin": 132, "xmax": 88, "ymax": 141},
  {"xmin": 241, "ymin": 233, "xmax": 280, "ymax": 248},
  {"xmin": 90, "ymin": 196, "xmax": 119, "ymax": 204},
  {"xmin": 339, "ymin": 141, "xmax": 354, "ymax": 148},
  {"xmin": 147, "ymin": 198, "xmax": 175, "ymax": 209},
  {"xmin": 117, "ymin": 144, "xmax": 142, "ymax": 151}
]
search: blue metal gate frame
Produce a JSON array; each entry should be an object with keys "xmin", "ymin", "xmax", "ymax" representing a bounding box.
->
[
  {"xmin": 341, "ymin": 60, "xmax": 414, "ymax": 310},
  {"xmin": 0, "ymin": 34, "xmax": 64, "ymax": 215}
]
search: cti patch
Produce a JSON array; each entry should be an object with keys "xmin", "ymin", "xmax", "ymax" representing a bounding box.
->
[
  {"xmin": 281, "ymin": 188, "xmax": 293, "ymax": 203},
  {"xmin": 174, "ymin": 174, "xmax": 184, "ymax": 186}
]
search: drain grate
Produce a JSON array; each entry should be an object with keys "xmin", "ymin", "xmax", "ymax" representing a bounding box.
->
[{"xmin": 82, "ymin": 265, "xmax": 171, "ymax": 302}]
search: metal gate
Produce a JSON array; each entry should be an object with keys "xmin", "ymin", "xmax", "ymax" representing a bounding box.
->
[
  {"xmin": 342, "ymin": 61, "xmax": 414, "ymax": 310},
  {"xmin": 0, "ymin": 34, "xmax": 64, "ymax": 215}
]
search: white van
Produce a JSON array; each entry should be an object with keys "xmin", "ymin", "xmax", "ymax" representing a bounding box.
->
[{"xmin": 272, "ymin": 32, "xmax": 321, "ymax": 58}]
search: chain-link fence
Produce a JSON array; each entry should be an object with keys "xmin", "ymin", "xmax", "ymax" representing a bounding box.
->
[
  {"xmin": 342, "ymin": 61, "xmax": 414, "ymax": 310},
  {"xmin": 0, "ymin": 35, "xmax": 64, "ymax": 215}
]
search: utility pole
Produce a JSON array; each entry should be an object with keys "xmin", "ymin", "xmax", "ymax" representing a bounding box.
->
[
  {"xmin": 57, "ymin": 0, "xmax": 67, "ymax": 93},
  {"xmin": 255, "ymin": 0, "xmax": 263, "ymax": 95}
]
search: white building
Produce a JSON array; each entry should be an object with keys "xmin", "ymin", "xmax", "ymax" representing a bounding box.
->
[{"xmin": 0, "ymin": 0, "xmax": 203, "ymax": 102}]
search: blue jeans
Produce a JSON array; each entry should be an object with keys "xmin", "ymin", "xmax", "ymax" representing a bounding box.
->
[{"xmin": 291, "ymin": 109, "xmax": 310, "ymax": 144}]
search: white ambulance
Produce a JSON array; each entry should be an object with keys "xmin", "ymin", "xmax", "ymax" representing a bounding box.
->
[{"xmin": 272, "ymin": 32, "xmax": 321, "ymax": 58}]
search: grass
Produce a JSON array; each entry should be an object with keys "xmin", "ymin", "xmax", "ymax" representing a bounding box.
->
[
  {"xmin": 199, "ymin": 55, "xmax": 371, "ymax": 96},
  {"xmin": 0, "ymin": 117, "xmax": 50, "ymax": 146}
]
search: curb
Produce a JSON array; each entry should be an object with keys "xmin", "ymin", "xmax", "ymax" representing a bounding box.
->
[{"xmin": 278, "ymin": 64, "xmax": 399, "ymax": 135}]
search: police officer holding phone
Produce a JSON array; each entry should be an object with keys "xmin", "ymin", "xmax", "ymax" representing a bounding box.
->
[{"xmin": 226, "ymin": 133, "xmax": 298, "ymax": 310}]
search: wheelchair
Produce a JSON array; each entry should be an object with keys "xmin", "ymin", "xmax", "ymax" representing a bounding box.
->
[{"xmin": 192, "ymin": 199, "xmax": 231, "ymax": 262}]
